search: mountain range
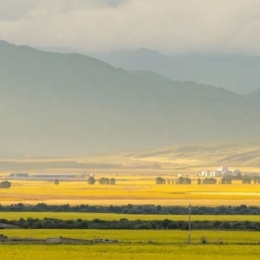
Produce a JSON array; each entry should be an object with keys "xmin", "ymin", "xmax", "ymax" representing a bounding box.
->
[
  {"xmin": 1, "ymin": 40, "xmax": 260, "ymax": 156},
  {"xmin": 88, "ymin": 49, "xmax": 260, "ymax": 94}
]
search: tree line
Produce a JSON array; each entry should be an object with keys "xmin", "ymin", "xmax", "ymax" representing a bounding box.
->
[
  {"xmin": 87, "ymin": 176, "xmax": 116, "ymax": 185},
  {"xmin": 1, "ymin": 217, "xmax": 260, "ymax": 230},
  {"xmin": 156, "ymin": 176, "xmax": 260, "ymax": 185},
  {"xmin": 1, "ymin": 203, "xmax": 260, "ymax": 215},
  {"xmin": 156, "ymin": 177, "xmax": 191, "ymax": 185}
]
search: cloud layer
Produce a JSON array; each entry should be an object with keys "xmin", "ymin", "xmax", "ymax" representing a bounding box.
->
[{"xmin": 0, "ymin": 0, "xmax": 260, "ymax": 54}]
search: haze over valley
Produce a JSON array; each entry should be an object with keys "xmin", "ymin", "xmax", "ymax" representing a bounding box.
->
[
  {"xmin": 2, "ymin": 3, "xmax": 260, "ymax": 259},
  {"xmin": 2, "ymin": 40, "xmax": 260, "ymax": 156}
]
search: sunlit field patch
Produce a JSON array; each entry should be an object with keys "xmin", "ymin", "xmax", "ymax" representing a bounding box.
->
[{"xmin": 1, "ymin": 178, "xmax": 260, "ymax": 206}]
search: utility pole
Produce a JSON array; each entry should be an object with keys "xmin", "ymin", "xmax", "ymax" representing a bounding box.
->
[{"xmin": 188, "ymin": 203, "xmax": 192, "ymax": 244}]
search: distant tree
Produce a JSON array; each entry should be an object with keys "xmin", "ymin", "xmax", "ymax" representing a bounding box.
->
[
  {"xmin": 88, "ymin": 176, "xmax": 96, "ymax": 185},
  {"xmin": 202, "ymin": 178, "xmax": 217, "ymax": 184},
  {"xmin": 197, "ymin": 178, "xmax": 201, "ymax": 185},
  {"xmin": 233, "ymin": 172, "xmax": 243, "ymax": 180},
  {"xmin": 110, "ymin": 178, "xmax": 116, "ymax": 185},
  {"xmin": 221, "ymin": 177, "xmax": 232, "ymax": 184},
  {"xmin": 156, "ymin": 177, "xmax": 166, "ymax": 184},
  {"xmin": 253, "ymin": 177, "xmax": 260, "ymax": 184},
  {"xmin": 0, "ymin": 181, "xmax": 11, "ymax": 189},
  {"xmin": 54, "ymin": 179, "xmax": 60, "ymax": 185},
  {"xmin": 242, "ymin": 176, "xmax": 251, "ymax": 184},
  {"xmin": 176, "ymin": 177, "xmax": 191, "ymax": 185},
  {"xmin": 99, "ymin": 177, "xmax": 109, "ymax": 185}
]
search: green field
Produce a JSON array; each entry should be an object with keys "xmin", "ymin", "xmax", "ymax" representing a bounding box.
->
[
  {"xmin": 1, "ymin": 212, "xmax": 260, "ymax": 222},
  {"xmin": 0, "ymin": 230, "xmax": 260, "ymax": 260}
]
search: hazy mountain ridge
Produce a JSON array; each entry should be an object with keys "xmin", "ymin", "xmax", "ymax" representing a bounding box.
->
[
  {"xmin": 89, "ymin": 48, "xmax": 260, "ymax": 94},
  {"xmin": 1, "ymin": 40, "xmax": 260, "ymax": 156}
]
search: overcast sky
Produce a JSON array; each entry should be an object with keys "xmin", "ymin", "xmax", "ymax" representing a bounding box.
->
[{"xmin": 0, "ymin": 0, "xmax": 260, "ymax": 54}]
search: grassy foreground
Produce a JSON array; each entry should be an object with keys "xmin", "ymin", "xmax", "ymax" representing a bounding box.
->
[
  {"xmin": 1, "ymin": 230, "xmax": 260, "ymax": 260},
  {"xmin": 1, "ymin": 212, "xmax": 260, "ymax": 222},
  {"xmin": 0, "ymin": 244, "xmax": 259, "ymax": 260}
]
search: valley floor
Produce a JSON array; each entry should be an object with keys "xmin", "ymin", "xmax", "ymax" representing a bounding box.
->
[{"xmin": 1, "ymin": 179, "xmax": 260, "ymax": 206}]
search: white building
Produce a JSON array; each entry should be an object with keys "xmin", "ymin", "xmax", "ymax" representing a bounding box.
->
[
  {"xmin": 201, "ymin": 166, "xmax": 241, "ymax": 178},
  {"xmin": 201, "ymin": 170, "xmax": 222, "ymax": 177}
]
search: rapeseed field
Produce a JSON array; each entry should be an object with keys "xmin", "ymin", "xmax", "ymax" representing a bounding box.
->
[
  {"xmin": 1, "ymin": 230, "xmax": 260, "ymax": 244},
  {"xmin": 1, "ymin": 230, "xmax": 260, "ymax": 260},
  {"xmin": 1, "ymin": 178, "xmax": 260, "ymax": 206},
  {"xmin": 0, "ymin": 244, "xmax": 260, "ymax": 260}
]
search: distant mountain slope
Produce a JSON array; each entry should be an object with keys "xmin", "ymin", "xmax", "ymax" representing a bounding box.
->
[
  {"xmin": 127, "ymin": 140, "xmax": 260, "ymax": 167},
  {"xmin": 1, "ymin": 40, "xmax": 260, "ymax": 156},
  {"xmin": 94, "ymin": 48, "xmax": 260, "ymax": 94}
]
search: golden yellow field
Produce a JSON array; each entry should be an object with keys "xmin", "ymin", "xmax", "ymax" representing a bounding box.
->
[
  {"xmin": 0, "ymin": 230, "xmax": 260, "ymax": 260},
  {"xmin": 1, "ymin": 178, "xmax": 260, "ymax": 206},
  {"xmin": 1, "ymin": 244, "xmax": 260, "ymax": 260},
  {"xmin": 2, "ymin": 141, "xmax": 260, "ymax": 207}
]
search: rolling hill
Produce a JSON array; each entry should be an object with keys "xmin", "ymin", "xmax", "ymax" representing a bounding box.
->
[
  {"xmin": 1, "ymin": 40, "xmax": 260, "ymax": 156},
  {"xmin": 126, "ymin": 140, "xmax": 260, "ymax": 168}
]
